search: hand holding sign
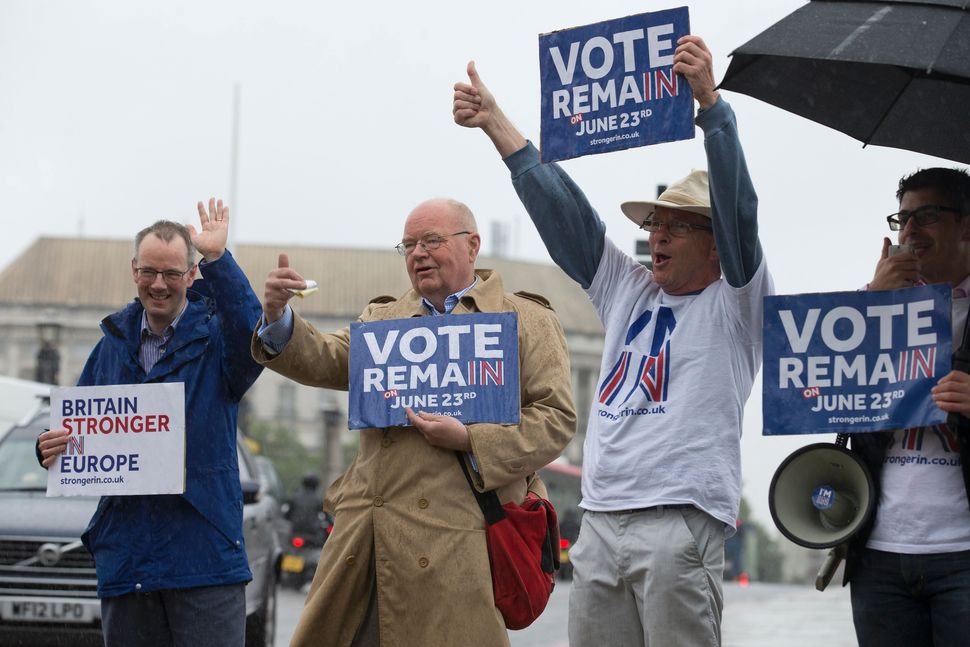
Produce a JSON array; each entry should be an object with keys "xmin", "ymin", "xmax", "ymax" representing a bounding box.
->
[
  {"xmin": 37, "ymin": 429, "xmax": 70, "ymax": 468},
  {"xmin": 405, "ymin": 407, "xmax": 472, "ymax": 451},
  {"xmin": 932, "ymin": 370, "xmax": 970, "ymax": 416},
  {"xmin": 263, "ymin": 253, "xmax": 312, "ymax": 323},
  {"xmin": 453, "ymin": 61, "xmax": 527, "ymax": 158},
  {"xmin": 188, "ymin": 197, "xmax": 230, "ymax": 262},
  {"xmin": 870, "ymin": 238, "xmax": 920, "ymax": 291},
  {"xmin": 672, "ymin": 35, "xmax": 719, "ymax": 110}
]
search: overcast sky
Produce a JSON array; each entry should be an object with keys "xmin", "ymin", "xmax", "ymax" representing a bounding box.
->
[{"xmin": 0, "ymin": 1, "xmax": 956, "ymax": 530}]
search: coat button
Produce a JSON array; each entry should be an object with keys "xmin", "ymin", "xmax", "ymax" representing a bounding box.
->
[
  {"xmin": 418, "ymin": 557, "xmax": 429, "ymax": 568},
  {"xmin": 346, "ymin": 555, "xmax": 356, "ymax": 565},
  {"xmin": 418, "ymin": 498, "xmax": 429, "ymax": 509},
  {"xmin": 381, "ymin": 437, "xmax": 392, "ymax": 448},
  {"xmin": 135, "ymin": 583, "xmax": 142, "ymax": 591},
  {"xmin": 373, "ymin": 496, "xmax": 384, "ymax": 507}
]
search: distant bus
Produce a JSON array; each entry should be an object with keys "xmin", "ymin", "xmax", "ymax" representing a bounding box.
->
[{"xmin": 539, "ymin": 461, "xmax": 582, "ymax": 579}]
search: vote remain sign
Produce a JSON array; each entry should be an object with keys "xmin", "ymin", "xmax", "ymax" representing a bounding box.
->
[
  {"xmin": 762, "ymin": 285, "xmax": 951, "ymax": 435},
  {"xmin": 348, "ymin": 312, "xmax": 521, "ymax": 429},
  {"xmin": 538, "ymin": 7, "xmax": 694, "ymax": 162}
]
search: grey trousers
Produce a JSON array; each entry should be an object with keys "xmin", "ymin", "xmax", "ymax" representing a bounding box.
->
[{"xmin": 568, "ymin": 506, "xmax": 725, "ymax": 647}]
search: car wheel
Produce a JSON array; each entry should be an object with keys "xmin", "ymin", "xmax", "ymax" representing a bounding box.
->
[{"xmin": 245, "ymin": 570, "xmax": 278, "ymax": 647}]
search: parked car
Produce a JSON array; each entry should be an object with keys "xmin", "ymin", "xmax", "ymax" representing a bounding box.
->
[
  {"xmin": 253, "ymin": 454, "xmax": 293, "ymax": 554},
  {"xmin": 0, "ymin": 376, "xmax": 50, "ymax": 436},
  {"xmin": 0, "ymin": 409, "xmax": 282, "ymax": 647}
]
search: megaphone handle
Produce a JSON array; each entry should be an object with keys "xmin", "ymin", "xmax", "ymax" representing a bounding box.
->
[{"xmin": 815, "ymin": 543, "xmax": 848, "ymax": 592}]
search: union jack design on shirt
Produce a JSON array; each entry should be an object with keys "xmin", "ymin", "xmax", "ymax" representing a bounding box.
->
[
  {"xmin": 901, "ymin": 428, "xmax": 925, "ymax": 451},
  {"xmin": 899, "ymin": 424, "xmax": 961, "ymax": 453},
  {"xmin": 598, "ymin": 306, "xmax": 676, "ymax": 406},
  {"xmin": 931, "ymin": 423, "xmax": 961, "ymax": 453}
]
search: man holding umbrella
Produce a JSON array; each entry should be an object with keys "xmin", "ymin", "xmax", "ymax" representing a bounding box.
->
[
  {"xmin": 454, "ymin": 35, "xmax": 773, "ymax": 646},
  {"xmin": 848, "ymin": 168, "xmax": 970, "ymax": 646}
]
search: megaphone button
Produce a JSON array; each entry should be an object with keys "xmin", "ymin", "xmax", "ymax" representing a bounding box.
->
[{"xmin": 812, "ymin": 485, "xmax": 837, "ymax": 510}]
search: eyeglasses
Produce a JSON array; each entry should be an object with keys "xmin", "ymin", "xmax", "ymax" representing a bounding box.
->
[
  {"xmin": 134, "ymin": 266, "xmax": 194, "ymax": 283},
  {"xmin": 395, "ymin": 231, "xmax": 471, "ymax": 256},
  {"xmin": 639, "ymin": 217, "xmax": 713, "ymax": 237},
  {"xmin": 887, "ymin": 205, "xmax": 962, "ymax": 231}
]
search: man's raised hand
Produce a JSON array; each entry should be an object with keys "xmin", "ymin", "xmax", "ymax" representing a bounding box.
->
[
  {"xmin": 673, "ymin": 35, "xmax": 720, "ymax": 110},
  {"xmin": 188, "ymin": 197, "xmax": 230, "ymax": 262},
  {"xmin": 263, "ymin": 253, "xmax": 310, "ymax": 323},
  {"xmin": 453, "ymin": 61, "xmax": 494, "ymax": 129},
  {"xmin": 453, "ymin": 60, "xmax": 527, "ymax": 158},
  {"xmin": 870, "ymin": 237, "xmax": 920, "ymax": 290}
]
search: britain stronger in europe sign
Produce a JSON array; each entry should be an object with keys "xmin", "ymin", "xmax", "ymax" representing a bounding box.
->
[
  {"xmin": 348, "ymin": 313, "xmax": 520, "ymax": 429},
  {"xmin": 47, "ymin": 382, "xmax": 186, "ymax": 497}
]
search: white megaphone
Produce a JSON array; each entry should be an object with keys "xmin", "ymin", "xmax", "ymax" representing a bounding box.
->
[{"xmin": 768, "ymin": 435, "xmax": 874, "ymax": 590}]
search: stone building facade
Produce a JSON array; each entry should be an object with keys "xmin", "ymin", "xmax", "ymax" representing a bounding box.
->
[{"xmin": 0, "ymin": 237, "xmax": 604, "ymax": 466}]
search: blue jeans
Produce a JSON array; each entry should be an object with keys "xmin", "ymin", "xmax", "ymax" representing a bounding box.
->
[
  {"xmin": 101, "ymin": 583, "xmax": 246, "ymax": 647},
  {"xmin": 850, "ymin": 548, "xmax": 970, "ymax": 647}
]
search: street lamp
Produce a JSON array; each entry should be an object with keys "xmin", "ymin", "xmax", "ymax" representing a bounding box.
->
[{"xmin": 35, "ymin": 322, "xmax": 62, "ymax": 385}]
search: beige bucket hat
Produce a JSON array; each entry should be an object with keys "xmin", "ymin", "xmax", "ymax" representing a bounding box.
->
[{"xmin": 620, "ymin": 169, "xmax": 711, "ymax": 226}]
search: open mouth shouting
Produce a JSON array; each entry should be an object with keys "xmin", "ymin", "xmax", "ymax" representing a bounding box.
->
[{"xmin": 652, "ymin": 253, "xmax": 672, "ymax": 269}]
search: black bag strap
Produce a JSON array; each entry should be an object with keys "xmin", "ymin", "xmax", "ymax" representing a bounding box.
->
[{"xmin": 455, "ymin": 452, "xmax": 507, "ymax": 525}]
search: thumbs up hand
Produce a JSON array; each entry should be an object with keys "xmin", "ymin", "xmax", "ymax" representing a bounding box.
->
[
  {"xmin": 453, "ymin": 60, "xmax": 495, "ymax": 129},
  {"xmin": 452, "ymin": 60, "xmax": 527, "ymax": 158},
  {"xmin": 263, "ymin": 253, "xmax": 311, "ymax": 323}
]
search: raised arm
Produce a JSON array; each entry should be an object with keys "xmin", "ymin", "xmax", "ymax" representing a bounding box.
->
[
  {"xmin": 191, "ymin": 198, "xmax": 264, "ymax": 400},
  {"xmin": 454, "ymin": 62, "xmax": 606, "ymax": 288},
  {"xmin": 675, "ymin": 36, "xmax": 763, "ymax": 287}
]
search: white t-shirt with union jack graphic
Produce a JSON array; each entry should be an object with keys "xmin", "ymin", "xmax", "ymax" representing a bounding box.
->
[
  {"xmin": 867, "ymin": 289, "xmax": 970, "ymax": 553},
  {"xmin": 581, "ymin": 237, "xmax": 772, "ymax": 534}
]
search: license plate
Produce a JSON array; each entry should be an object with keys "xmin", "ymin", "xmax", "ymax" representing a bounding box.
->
[
  {"xmin": 0, "ymin": 600, "xmax": 96, "ymax": 623},
  {"xmin": 281, "ymin": 554, "xmax": 306, "ymax": 573}
]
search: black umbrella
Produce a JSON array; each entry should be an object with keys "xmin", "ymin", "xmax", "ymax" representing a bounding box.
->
[{"xmin": 720, "ymin": 0, "xmax": 970, "ymax": 164}]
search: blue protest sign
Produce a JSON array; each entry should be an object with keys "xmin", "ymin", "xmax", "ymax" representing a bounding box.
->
[
  {"xmin": 538, "ymin": 7, "xmax": 694, "ymax": 163},
  {"xmin": 348, "ymin": 312, "xmax": 520, "ymax": 429},
  {"xmin": 763, "ymin": 285, "xmax": 952, "ymax": 435}
]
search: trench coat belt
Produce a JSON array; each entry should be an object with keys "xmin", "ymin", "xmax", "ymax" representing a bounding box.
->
[{"xmin": 609, "ymin": 504, "xmax": 694, "ymax": 514}]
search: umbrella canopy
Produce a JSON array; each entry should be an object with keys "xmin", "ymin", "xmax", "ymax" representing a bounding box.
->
[{"xmin": 720, "ymin": 0, "xmax": 970, "ymax": 164}]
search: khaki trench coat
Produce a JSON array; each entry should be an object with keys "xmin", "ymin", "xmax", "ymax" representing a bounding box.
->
[{"xmin": 252, "ymin": 269, "xmax": 576, "ymax": 647}]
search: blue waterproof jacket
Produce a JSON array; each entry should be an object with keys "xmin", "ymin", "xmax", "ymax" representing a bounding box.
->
[{"xmin": 78, "ymin": 251, "xmax": 263, "ymax": 598}]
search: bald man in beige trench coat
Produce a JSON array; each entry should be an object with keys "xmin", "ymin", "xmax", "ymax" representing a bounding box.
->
[{"xmin": 252, "ymin": 198, "xmax": 576, "ymax": 647}]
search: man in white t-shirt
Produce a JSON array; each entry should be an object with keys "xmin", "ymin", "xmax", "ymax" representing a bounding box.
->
[
  {"xmin": 454, "ymin": 36, "xmax": 773, "ymax": 647},
  {"xmin": 847, "ymin": 168, "xmax": 970, "ymax": 647}
]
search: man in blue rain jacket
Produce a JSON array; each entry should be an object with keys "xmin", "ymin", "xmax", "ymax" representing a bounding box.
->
[{"xmin": 38, "ymin": 199, "xmax": 263, "ymax": 647}]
